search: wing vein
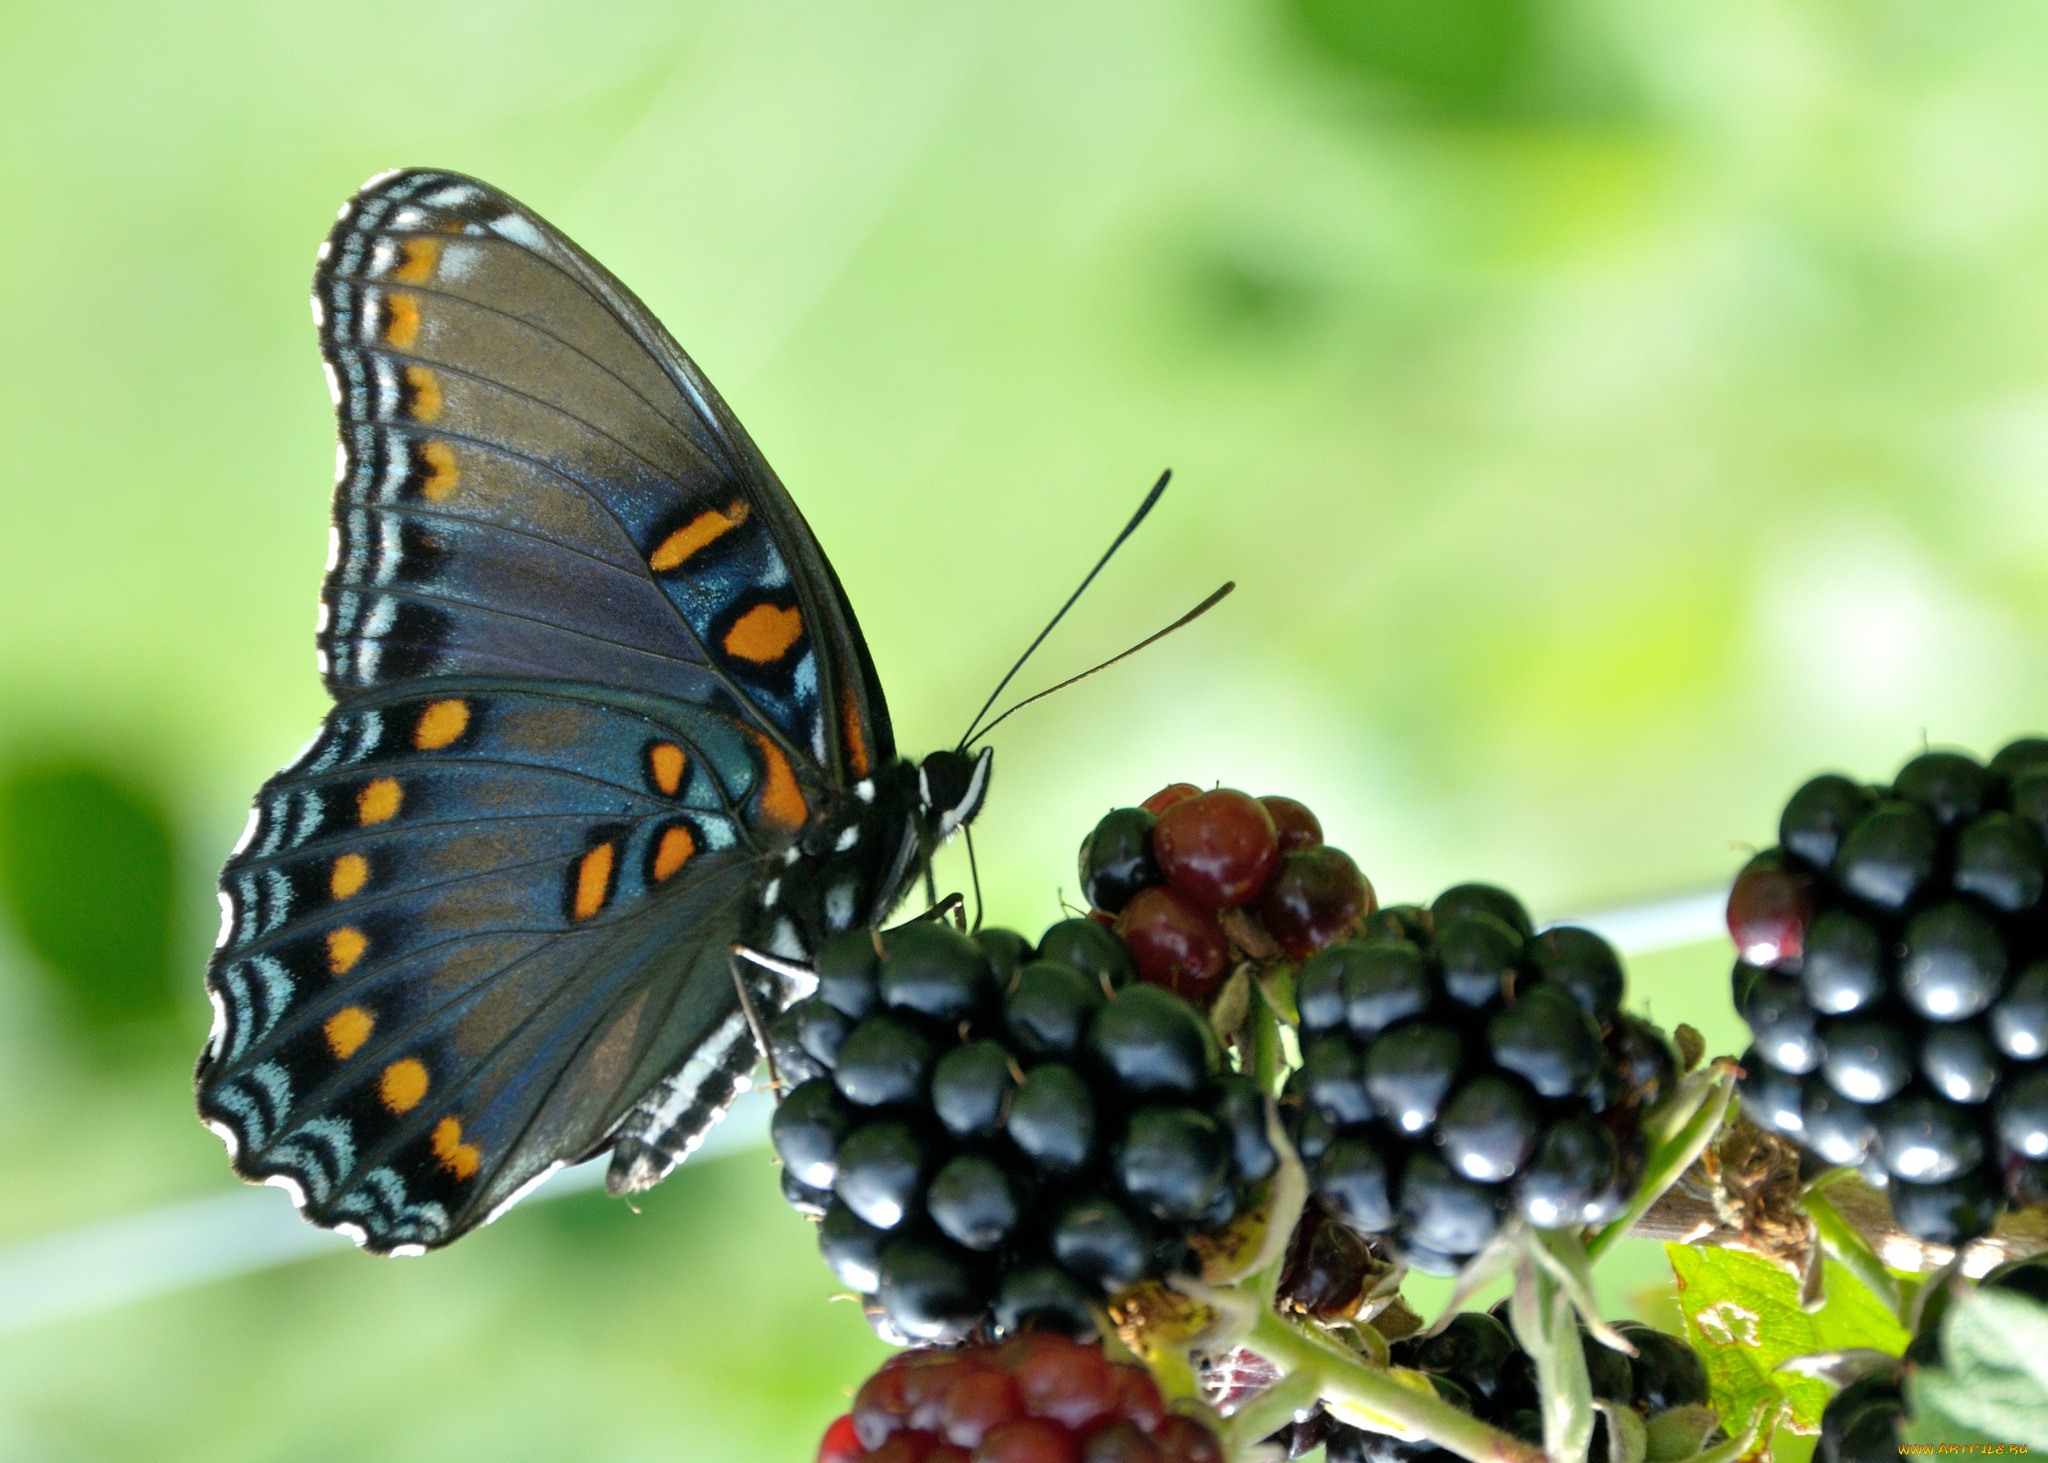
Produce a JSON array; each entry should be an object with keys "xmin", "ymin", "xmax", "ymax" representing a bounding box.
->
[{"xmin": 320, "ymin": 265, "xmax": 700, "ymax": 442}]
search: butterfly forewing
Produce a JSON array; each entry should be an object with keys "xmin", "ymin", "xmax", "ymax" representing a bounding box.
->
[{"xmin": 313, "ymin": 168, "xmax": 891, "ymax": 779}]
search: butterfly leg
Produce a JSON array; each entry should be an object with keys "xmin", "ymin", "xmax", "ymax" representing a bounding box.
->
[
  {"xmin": 885, "ymin": 893, "xmax": 966, "ymax": 932},
  {"xmin": 728, "ymin": 948, "xmax": 783, "ymax": 1098}
]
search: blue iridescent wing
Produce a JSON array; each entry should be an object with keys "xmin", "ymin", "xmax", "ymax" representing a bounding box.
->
[
  {"xmin": 197, "ymin": 681, "xmax": 813, "ymax": 1252},
  {"xmin": 313, "ymin": 168, "xmax": 893, "ymax": 778},
  {"xmin": 199, "ymin": 170, "xmax": 896, "ymax": 1251}
]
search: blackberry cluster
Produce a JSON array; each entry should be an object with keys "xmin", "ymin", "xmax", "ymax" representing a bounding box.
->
[
  {"xmin": 768, "ymin": 918, "xmax": 1278, "ymax": 1343},
  {"xmin": 1729, "ymin": 741, "xmax": 2048, "ymax": 1245},
  {"xmin": 1081, "ymin": 784, "xmax": 1374, "ymax": 1000},
  {"xmin": 1324, "ymin": 1305, "xmax": 1709, "ymax": 1463},
  {"xmin": 817, "ymin": 1331, "xmax": 1225, "ymax": 1463},
  {"xmin": 1816, "ymin": 1254, "xmax": 2048, "ymax": 1463},
  {"xmin": 1287, "ymin": 885, "xmax": 1671, "ymax": 1272}
]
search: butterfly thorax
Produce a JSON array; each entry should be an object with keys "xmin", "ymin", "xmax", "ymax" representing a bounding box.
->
[{"xmin": 741, "ymin": 745, "xmax": 994, "ymax": 964}]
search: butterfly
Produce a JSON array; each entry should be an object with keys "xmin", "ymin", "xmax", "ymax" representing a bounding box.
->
[{"xmin": 196, "ymin": 169, "xmax": 991, "ymax": 1255}]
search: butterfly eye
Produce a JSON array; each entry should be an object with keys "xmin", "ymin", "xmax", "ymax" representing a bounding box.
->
[{"xmin": 919, "ymin": 748, "xmax": 994, "ymax": 836}]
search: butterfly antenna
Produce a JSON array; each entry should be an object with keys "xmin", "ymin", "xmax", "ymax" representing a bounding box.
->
[
  {"xmin": 956, "ymin": 470, "xmax": 1172, "ymax": 751},
  {"xmin": 965, "ymin": 581, "xmax": 1234, "ymax": 746}
]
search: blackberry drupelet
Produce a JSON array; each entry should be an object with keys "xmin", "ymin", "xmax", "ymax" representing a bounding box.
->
[
  {"xmin": 771, "ymin": 918, "xmax": 1279, "ymax": 1343},
  {"xmin": 1730, "ymin": 739, "xmax": 2048, "ymax": 1244},
  {"xmin": 1816, "ymin": 1370, "xmax": 1905, "ymax": 1463},
  {"xmin": 816, "ymin": 1331, "xmax": 1225, "ymax": 1463},
  {"xmin": 1286, "ymin": 884, "xmax": 1666, "ymax": 1270}
]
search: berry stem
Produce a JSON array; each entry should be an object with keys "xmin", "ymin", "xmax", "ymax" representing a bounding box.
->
[
  {"xmin": 1586, "ymin": 1061, "xmax": 1738, "ymax": 1264},
  {"xmin": 1138, "ymin": 1336, "xmax": 1205, "ymax": 1408},
  {"xmin": 1802, "ymin": 1183, "xmax": 1902, "ymax": 1318},
  {"xmin": 1240, "ymin": 1308, "xmax": 1546, "ymax": 1463},
  {"xmin": 1510, "ymin": 1241, "xmax": 1595, "ymax": 1463},
  {"xmin": 1521, "ymin": 1225, "xmax": 1633, "ymax": 1357},
  {"xmin": 1216, "ymin": 1367, "xmax": 1321, "ymax": 1459},
  {"xmin": 1250, "ymin": 976, "xmax": 1284, "ymax": 1095}
]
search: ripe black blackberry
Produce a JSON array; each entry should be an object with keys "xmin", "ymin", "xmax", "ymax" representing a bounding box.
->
[
  {"xmin": 1730, "ymin": 739, "xmax": 2048, "ymax": 1246},
  {"xmin": 1321, "ymin": 1307, "xmax": 1712, "ymax": 1463},
  {"xmin": 769, "ymin": 917, "xmax": 1279, "ymax": 1343},
  {"xmin": 1285, "ymin": 885, "xmax": 1667, "ymax": 1272}
]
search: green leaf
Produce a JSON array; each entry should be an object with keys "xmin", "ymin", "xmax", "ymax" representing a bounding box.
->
[
  {"xmin": 1665, "ymin": 1245, "xmax": 1910, "ymax": 1459},
  {"xmin": 1904, "ymin": 1289, "xmax": 2048, "ymax": 1450}
]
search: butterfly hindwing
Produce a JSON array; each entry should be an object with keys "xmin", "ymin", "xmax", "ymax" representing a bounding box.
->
[
  {"xmin": 314, "ymin": 168, "xmax": 893, "ymax": 781},
  {"xmin": 197, "ymin": 681, "xmax": 808, "ymax": 1251}
]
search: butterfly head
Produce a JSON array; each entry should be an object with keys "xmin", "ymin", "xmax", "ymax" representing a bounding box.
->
[{"xmin": 917, "ymin": 747, "xmax": 993, "ymax": 841}]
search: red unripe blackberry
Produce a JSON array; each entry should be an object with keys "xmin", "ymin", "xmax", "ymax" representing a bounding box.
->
[
  {"xmin": 1255, "ymin": 845, "xmax": 1374, "ymax": 960},
  {"xmin": 1140, "ymin": 783, "xmax": 1201, "ymax": 816},
  {"xmin": 825, "ymin": 1335, "xmax": 1220, "ymax": 1463},
  {"xmin": 1726, "ymin": 852, "xmax": 1814, "ymax": 967},
  {"xmin": 820, "ymin": 1414, "xmax": 865, "ymax": 1463},
  {"xmin": 1152, "ymin": 789, "xmax": 1279, "ymax": 909},
  {"xmin": 1259, "ymin": 795, "xmax": 1323, "ymax": 851},
  {"xmin": 1115, "ymin": 887, "xmax": 1230, "ymax": 1002}
]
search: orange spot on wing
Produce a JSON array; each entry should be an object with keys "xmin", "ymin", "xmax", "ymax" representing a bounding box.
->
[
  {"xmin": 431, "ymin": 1116, "xmax": 482, "ymax": 1180},
  {"xmin": 652, "ymin": 825, "xmax": 695, "ymax": 882},
  {"xmin": 380, "ymin": 1058, "xmax": 429, "ymax": 1114},
  {"xmin": 747, "ymin": 732, "xmax": 809, "ymax": 831},
  {"xmin": 724, "ymin": 603, "xmax": 803, "ymax": 665},
  {"xmin": 418, "ymin": 440, "xmax": 460, "ymax": 502},
  {"xmin": 841, "ymin": 688, "xmax": 870, "ymax": 777},
  {"xmin": 330, "ymin": 853, "xmax": 369, "ymax": 900},
  {"xmin": 414, "ymin": 699, "xmax": 469, "ymax": 749},
  {"xmin": 358, "ymin": 777, "xmax": 403, "ymax": 825},
  {"xmin": 383, "ymin": 292, "xmax": 421, "ymax": 349},
  {"xmin": 649, "ymin": 502, "xmax": 748, "ymax": 572},
  {"xmin": 648, "ymin": 742, "xmax": 686, "ymax": 796},
  {"xmin": 327, "ymin": 926, "xmax": 368, "ymax": 975},
  {"xmin": 404, "ymin": 364, "xmax": 442, "ymax": 423},
  {"xmin": 392, "ymin": 238, "xmax": 440, "ymax": 283},
  {"xmin": 325, "ymin": 1005, "xmax": 375, "ymax": 1060},
  {"xmin": 573, "ymin": 842, "xmax": 615, "ymax": 920}
]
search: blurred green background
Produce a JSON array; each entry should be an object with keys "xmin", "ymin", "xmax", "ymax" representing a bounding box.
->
[{"xmin": 3, "ymin": 0, "xmax": 2047, "ymax": 1457}]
